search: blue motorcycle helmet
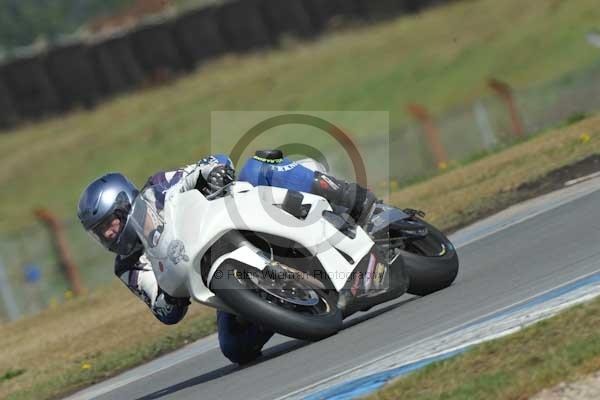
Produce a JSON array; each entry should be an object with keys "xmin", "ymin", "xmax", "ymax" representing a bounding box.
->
[{"xmin": 77, "ymin": 173, "xmax": 141, "ymax": 256}]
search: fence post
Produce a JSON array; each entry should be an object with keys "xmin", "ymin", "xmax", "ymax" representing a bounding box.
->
[
  {"xmin": 35, "ymin": 209, "xmax": 83, "ymax": 296},
  {"xmin": 407, "ymin": 104, "xmax": 448, "ymax": 169},
  {"xmin": 488, "ymin": 78, "xmax": 525, "ymax": 139},
  {"xmin": 0, "ymin": 257, "xmax": 20, "ymax": 321}
]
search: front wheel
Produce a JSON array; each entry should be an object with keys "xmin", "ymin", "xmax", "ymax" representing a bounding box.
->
[{"xmin": 210, "ymin": 259, "xmax": 343, "ymax": 341}]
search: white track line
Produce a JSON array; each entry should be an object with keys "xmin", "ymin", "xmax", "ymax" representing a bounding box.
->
[
  {"xmin": 451, "ymin": 174, "xmax": 600, "ymax": 248},
  {"xmin": 63, "ymin": 335, "xmax": 220, "ymax": 400},
  {"xmin": 274, "ymin": 266, "xmax": 600, "ymax": 400},
  {"xmin": 300, "ymin": 278, "xmax": 600, "ymax": 399}
]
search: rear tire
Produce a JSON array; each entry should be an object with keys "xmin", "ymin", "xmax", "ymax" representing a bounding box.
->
[
  {"xmin": 211, "ymin": 259, "xmax": 343, "ymax": 341},
  {"xmin": 402, "ymin": 219, "xmax": 459, "ymax": 296}
]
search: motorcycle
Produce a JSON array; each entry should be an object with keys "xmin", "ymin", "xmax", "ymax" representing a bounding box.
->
[{"xmin": 130, "ymin": 180, "xmax": 458, "ymax": 340}]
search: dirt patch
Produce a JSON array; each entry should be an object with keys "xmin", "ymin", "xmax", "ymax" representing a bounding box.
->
[
  {"xmin": 516, "ymin": 154, "xmax": 600, "ymax": 193},
  {"xmin": 531, "ymin": 371, "xmax": 600, "ymax": 400},
  {"xmin": 446, "ymin": 154, "xmax": 600, "ymax": 233}
]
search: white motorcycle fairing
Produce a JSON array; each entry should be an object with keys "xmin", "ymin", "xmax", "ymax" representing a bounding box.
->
[{"xmin": 131, "ymin": 182, "xmax": 374, "ymax": 312}]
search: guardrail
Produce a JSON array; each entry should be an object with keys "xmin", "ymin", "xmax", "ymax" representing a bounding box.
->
[{"xmin": 0, "ymin": 0, "xmax": 454, "ymax": 130}]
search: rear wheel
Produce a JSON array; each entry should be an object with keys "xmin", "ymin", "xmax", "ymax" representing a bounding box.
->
[
  {"xmin": 401, "ymin": 219, "xmax": 459, "ymax": 296},
  {"xmin": 210, "ymin": 259, "xmax": 343, "ymax": 341}
]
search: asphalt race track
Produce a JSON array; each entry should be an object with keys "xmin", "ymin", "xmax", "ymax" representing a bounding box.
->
[{"xmin": 66, "ymin": 177, "xmax": 600, "ymax": 400}]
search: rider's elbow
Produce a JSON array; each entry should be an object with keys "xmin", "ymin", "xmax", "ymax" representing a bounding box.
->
[{"xmin": 153, "ymin": 304, "xmax": 188, "ymax": 325}]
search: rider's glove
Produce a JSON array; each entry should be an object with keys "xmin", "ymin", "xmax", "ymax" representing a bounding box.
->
[
  {"xmin": 162, "ymin": 291, "xmax": 191, "ymax": 307},
  {"xmin": 206, "ymin": 165, "xmax": 235, "ymax": 193}
]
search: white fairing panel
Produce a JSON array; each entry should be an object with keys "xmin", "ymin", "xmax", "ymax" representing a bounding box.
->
[
  {"xmin": 206, "ymin": 246, "xmax": 270, "ymax": 284},
  {"xmin": 143, "ymin": 182, "xmax": 373, "ymax": 309}
]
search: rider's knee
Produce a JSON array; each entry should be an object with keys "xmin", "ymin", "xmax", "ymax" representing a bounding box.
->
[
  {"xmin": 218, "ymin": 331, "xmax": 261, "ymax": 364},
  {"xmin": 216, "ymin": 311, "xmax": 269, "ymax": 364},
  {"xmin": 220, "ymin": 343, "xmax": 261, "ymax": 365}
]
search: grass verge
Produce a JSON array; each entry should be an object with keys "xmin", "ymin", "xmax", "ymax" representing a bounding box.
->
[
  {"xmin": 367, "ymin": 295, "xmax": 600, "ymax": 400},
  {"xmin": 0, "ymin": 283, "xmax": 216, "ymax": 400},
  {"xmin": 2, "ymin": 113, "xmax": 600, "ymax": 400}
]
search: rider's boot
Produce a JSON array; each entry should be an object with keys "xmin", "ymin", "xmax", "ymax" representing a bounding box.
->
[{"xmin": 311, "ymin": 171, "xmax": 377, "ymax": 226}]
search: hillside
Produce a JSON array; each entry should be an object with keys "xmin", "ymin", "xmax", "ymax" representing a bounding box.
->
[{"xmin": 1, "ymin": 0, "xmax": 600, "ymax": 231}]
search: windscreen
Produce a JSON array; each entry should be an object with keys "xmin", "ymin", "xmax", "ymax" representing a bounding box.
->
[{"xmin": 130, "ymin": 188, "xmax": 165, "ymax": 251}]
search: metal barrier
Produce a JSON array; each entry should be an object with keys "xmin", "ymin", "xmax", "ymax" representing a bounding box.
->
[{"xmin": 0, "ymin": 0, "xmax": 454, "ymax": 130}]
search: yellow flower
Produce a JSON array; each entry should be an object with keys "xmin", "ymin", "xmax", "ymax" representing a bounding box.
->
[
  {"xmin": 580, "ymin": 133, "xmax": 591, "ymax": 143},
  {"xmin": 64, "ymin": 290, "xmax": 74, "ymax": 300},
  {"xmin": 438, "ymin": 162, "xmax": 448, "ymax": 170},
  {"xmin": 49, "ymin": 297, "xmax": 58, "ymax": 309},
  {"xmin": 81, "ymin": 363, "xmax": 92, "ymax": 370}
]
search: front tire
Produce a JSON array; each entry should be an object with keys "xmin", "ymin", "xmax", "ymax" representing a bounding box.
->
[{"xmin": 210, "ymin": 259, "xmax": 343, "ymax": 341}]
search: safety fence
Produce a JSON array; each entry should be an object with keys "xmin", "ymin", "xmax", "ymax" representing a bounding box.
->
[
  {"xmin": 2, "ymin": 58, "xmax": 600, "ymax": 322},
  {"xmin": 0, "ymin": 0, "xmax": 452, "ymax": 130}
]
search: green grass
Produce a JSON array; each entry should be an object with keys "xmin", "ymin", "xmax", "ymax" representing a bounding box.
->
[
  {"xmin": 6, "ymin": 315, "xmax": 217, "ymax": 400},
  {"xmin": 2, "ymin": 0, "xmax": 600, "ymax": 231},
  {"xmin": 368, "ymin": 296, "xmax": 600, "ymax": 400},
  {"xmin": 0, "ymin": 369, "xmax": 26, "ymax": 384},
  {"xmin": 0, "ymin": 283, "xmax": 217, "ymax": 400}
]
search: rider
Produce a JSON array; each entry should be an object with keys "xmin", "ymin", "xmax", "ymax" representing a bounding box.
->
[{"xmin": 77, "ymin": 151, "xmax": 376, "ymax": 364}]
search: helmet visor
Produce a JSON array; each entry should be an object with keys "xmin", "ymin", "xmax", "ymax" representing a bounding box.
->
[{"xmin": 88, "ymin": 212, "xmax": 125, "ymax": 250}]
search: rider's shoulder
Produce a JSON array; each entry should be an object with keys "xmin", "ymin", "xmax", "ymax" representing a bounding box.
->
[
  {"xmin": 143, "ymin": 171, "xmax": 167, "ymax": 189},
  {"xmin": 143, "ymin": 169, "xmax": 188, "ymax": 189}
]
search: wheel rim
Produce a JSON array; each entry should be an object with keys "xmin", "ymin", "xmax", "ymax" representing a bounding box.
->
[
  {"xmin": 404, "ymin": 228, "xmax": 448, "ymax": 257},
  {"xmin": 234, "ymin": 262, "xmax": 331, "ymax": 315}
]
